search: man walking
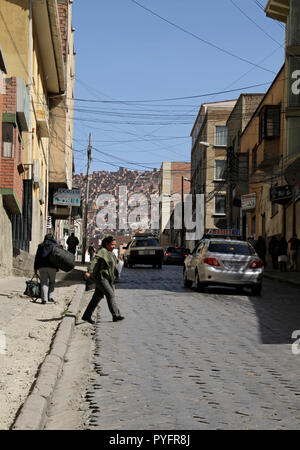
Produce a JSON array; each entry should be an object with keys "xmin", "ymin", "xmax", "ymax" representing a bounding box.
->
[{"xmin": 66, "ymin": 232, "xmax": 79, "ymax": 255}]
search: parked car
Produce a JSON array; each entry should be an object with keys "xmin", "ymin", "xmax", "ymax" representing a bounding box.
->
[
  {"xmin": 164, "ymin": 247, "xmax": 190, "ymax": 265},
  {"xmin": 123, "ymin": 236, "xmax": 164, "ymax": 268},
  {"xmin": 183, "ymin": 238, "xmax": 264, "ymax": 295}
]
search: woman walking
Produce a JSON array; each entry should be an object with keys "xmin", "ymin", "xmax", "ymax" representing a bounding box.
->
[
  {"xmin": 82, "ymin": 236, "xmax": 124, "ymax": 324},
  {"xmin": 34, "ymin": 234, "xmax": 59, "ymax": 304}
]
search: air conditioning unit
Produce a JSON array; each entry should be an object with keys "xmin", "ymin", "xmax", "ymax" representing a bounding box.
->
[{"xmin": 33, "ymin": 159, "xmax": 40, "ymax": 187}]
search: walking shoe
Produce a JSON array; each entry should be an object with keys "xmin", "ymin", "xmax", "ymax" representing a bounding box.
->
[
  {"xmin": 113, "ymin": 316, "xmax": 125, "ymax": 322},
  {"xmin": 41, "ymin": 300, "xmax": 46, "ymax": 304},
  {"xmin": 48, "ymin": 298, "xmax": 55, "ymax": 303},
  {"xmin": 82, "ymin": 315, "xmax": 95, "ymax": 325}
]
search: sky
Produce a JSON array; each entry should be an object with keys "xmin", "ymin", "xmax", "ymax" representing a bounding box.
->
[{"xmin": 71, "ymin": 0, "xmax": 285, "ymax": 175}]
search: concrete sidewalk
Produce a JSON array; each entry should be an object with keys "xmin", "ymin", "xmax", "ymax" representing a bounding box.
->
[
  {"xmin": 0, "ymin": 266, "xmax": 87, "ymax": 430},
  {"xmin": 264, "ymin": 269, "xmax": 300, "ymax": 287}
]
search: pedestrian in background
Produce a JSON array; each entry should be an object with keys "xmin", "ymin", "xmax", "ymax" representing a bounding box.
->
[
  {"xmin": 82, "ymin": 236, "xmax": 124, "ymax": 324},
  {"xmin": 34, "ymin": 234, "xmax": 59, "ymax": 304},
  {"xmin": 247, "ymin": 236, "xmax": 256, "ymax": 249},
  {"xmin": 255, "ymin": 236, "xmax": 266, "ymax": 265},
  {"xmin": 66, "ymin": 232, "xmax": 79, "ymax": 255},
  {"xmin": 278, "ymin": 235, "xmax": 288, "ymax": 272},
  {"xmin": 88, "ymin": 243, "xmax": 96, "ymax": 261},
  {"xmin": 268, "ymin": 235, "xmax": 279, "ymax": 270},
  {"xmin": 288, "ymin": 233, "xmax": 300, "ymax": 271}
]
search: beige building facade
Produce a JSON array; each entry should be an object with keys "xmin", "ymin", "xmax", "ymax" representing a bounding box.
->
[
  {"xmin": 226, "ymin": 93, "xmax": 265, "ymax": 238},
  {"xmin": 240, "ymin": 67, "xmax": 285, "ymax": 252},
  {"xmin": 190, "ymin": 100, "xmax": 236, "ymax": 241},
  {"xmin": 0, "ymin": 0, "xmax": 75, "ymax": 275},
  {"xmin": 266, "ymin": 0, "xmax": 300, "ymax": 242}
]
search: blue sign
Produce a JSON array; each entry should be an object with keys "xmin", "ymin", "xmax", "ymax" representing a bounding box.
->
[{"xmin": 53, "ymin": 189, "xmax": 81, "ymax": 206}]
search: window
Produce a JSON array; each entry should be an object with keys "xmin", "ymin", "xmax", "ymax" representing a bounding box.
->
[
  {"xmin": 214, "ymin": 160, "xmax": 226, "ymax": 181},
  {"xmin": 214, "ymin": 195, "xmax": 226, "ymax": 215},
  {"xmin": 259, "ymin": 106, "xmax": 280, "ymax": 142},
  {"xmin": 215, "ymin": 126, "xmax": 227, "ymax": 146},
  {"xmin": 2, "ymin": 123, "xmax": 14, "ymax": 157},
  {"xmin": 208, "ymin": 242, "xmax": 254, "ymax": 255},
  {"xmin": 252, "ymin": 146, "xmax": 257, "ymax": 174}
]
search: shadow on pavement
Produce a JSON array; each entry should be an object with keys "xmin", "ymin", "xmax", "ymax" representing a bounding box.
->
[
  {"xmin": 55, "ymin": 268, "xmax": 86, "ymax": 288},
  {"xmin": 118, "ymin": 267, "xmax": 300, "ymax": 345}
]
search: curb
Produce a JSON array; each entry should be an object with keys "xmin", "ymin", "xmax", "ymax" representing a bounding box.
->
[
  {"xmin": 264, "ymin": 272, "xmax": 300, "ymax": 288},
  {"xmin": 11, "ymin": 283, "xmax": 86, "ymax": 430}
]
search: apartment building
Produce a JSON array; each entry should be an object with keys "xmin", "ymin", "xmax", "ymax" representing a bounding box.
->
[
  {"xmin": 0, "ymin": 0, "xmax": 74, "ymax": 275},
  {"xmin": 226, "ymin": 93, "xmax": 265, "ymax": 238},
  {"xmin": 266, "ymin": 0, "xmax": 300, "ymax": 239},
  {"xmin": 48, "ymin": 0, "xmax": 75, "ymax": 230},
  {"xmin": 159, "ymin": 162, "xmax": 191, "ymax": 248},
  {"xmin": 190, "ymin": 100, "xmax": 236, "ymax": 240},
  {"xmin": 240, "ymin": 66, "xmax": 285, "ymax": 249}
]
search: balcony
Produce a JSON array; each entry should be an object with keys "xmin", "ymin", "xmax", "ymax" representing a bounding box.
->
[
  {"xmin": 265, "ymin": 0, "xmax": 289, "ymax": 22},
  {"xmin": 36, "ymin": 109, "xmax": 50, "ymax": 138},
  {"xmin": 256, "ymin": 138, "xmax": 280, "ymax": 170}
]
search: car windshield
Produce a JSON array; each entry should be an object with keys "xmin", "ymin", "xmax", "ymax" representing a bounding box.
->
[
  {"xmin": 131, "ymin": 239, "xmax": 160, "ymax": 248},
  {"xmin": 208, "ymin": 242, "xmax": 254, "ymax": 255}
]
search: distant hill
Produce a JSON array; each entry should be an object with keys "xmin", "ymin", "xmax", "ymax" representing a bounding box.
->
[{"xmin": 73, "ymin": 166, "xmax": 160, "ymax": 245}]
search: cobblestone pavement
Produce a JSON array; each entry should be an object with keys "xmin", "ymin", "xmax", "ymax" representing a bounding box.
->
[{"xmin": 85, "ymin": 265, "xmax": 300, "ymax": 430}]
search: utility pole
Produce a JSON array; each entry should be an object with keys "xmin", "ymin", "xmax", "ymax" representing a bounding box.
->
[
  {"xmin": 181, "ymin": 176, "xmax": 184, "ymax": 247},
  {"xmin": 82, "ymin": 133, "xmax": 92, "ymax": 263}
]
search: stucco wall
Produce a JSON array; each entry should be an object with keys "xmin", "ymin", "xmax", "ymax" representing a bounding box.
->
[{"xmin": 0, "ymin": 197, "xmax": 13, "ymax": 277}]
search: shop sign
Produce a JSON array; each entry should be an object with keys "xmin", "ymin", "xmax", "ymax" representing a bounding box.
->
[
  {"xmin": 241, "ymin": 193, "xmax": 256, "ymax": 211},
  {"xmin": 53, "ymin": 189, "xmax": 81, "ymax": 206},
  {"xmin": 270, "ymin": 185, "xmax": 292, "ymax": 205}
]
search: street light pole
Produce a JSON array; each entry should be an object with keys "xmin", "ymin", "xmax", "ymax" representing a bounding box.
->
[
  {"xmin": 82, "ymin": 133, "xmax": 92, "ymax": 263},
  {"xmin": 181, "ymin": 176, "xmax": 191, "ymax": 247},
  {"xmin": 181, "ymin": 176, "xmax": 184, "ymax": 247}
]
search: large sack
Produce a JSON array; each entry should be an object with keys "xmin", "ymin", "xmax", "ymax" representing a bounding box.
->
[{"xmin": 49, "ymin": 246, "xmax": 75, "ymax": 272}]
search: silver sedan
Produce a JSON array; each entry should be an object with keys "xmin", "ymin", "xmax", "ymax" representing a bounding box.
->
[{"xmin": 183, "ymin": 239, "xmax": 264, "ymax": 295}]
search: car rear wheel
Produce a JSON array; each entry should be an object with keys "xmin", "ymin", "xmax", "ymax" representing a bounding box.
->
[
  {"xmin": 251, "ymin": 284, "xmax": 262, "ymax": 296},
  {"xmin": 195, "ymin": 270, "xmax": 205, "ymax": 292}
]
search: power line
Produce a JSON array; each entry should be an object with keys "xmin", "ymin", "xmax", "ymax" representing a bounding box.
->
[{"xmin": 128, "ymin": 0, "xmax": 277, "ymax": 74}]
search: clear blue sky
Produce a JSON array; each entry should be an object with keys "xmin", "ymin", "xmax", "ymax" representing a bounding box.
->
[{"xmin": 72, "ymin": 0, "xmax": 285, "ymax": 174}]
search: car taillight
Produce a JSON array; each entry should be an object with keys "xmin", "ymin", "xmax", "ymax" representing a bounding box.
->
[
  {"xmin": 130, "ymin": 250, "xmax": 138, "ymax": 255},
  {"xmin": 250, "ymin": 260, "xmax": 264, "ymax": 269},
  {"xmin": 203, "ymin": 257, "xmax": 220, "ymax": 267},
  {"xmin": 165, "ymin": 253, "xmax": 169, "ymax": 256},
  {"xmin": 184, "ymin": 254, "xmax": 188, "ymax": 257}
]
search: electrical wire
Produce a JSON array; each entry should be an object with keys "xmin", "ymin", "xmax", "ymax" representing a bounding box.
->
[{"xmin": 128, "ymin": 0, "xmax": 277, "ymax": 74}]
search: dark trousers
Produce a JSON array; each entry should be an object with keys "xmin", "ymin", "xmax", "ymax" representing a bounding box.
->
[
  {"xmin": 82, "ymin": 279, "xmax": 121, "ymax": 320},
  {"xmin": 279, "ymin": 261, "xmax": 287, "ymax": 272},
  {"xmin": 271, "ymin": 255, "xmax": 278, "ymax": 270}
]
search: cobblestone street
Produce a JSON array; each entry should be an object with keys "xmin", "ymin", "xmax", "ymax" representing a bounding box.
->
[{"xmin": 80, "ymin": 265, "xmax": 300, "ymax": 430}]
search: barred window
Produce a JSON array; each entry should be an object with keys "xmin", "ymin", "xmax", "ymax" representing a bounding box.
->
[
  {"xmin": 259, "ymin": 106, "xmax": 280, "ymax": 142},
  {"xmin": 2, "ymin": 123, "xmax": 14, "ymax": 157}
]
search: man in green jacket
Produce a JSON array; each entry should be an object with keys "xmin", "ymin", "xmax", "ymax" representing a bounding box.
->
[{"xmin": 82, "ymin": 236, "xmax": 124, "ymax": 324}]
